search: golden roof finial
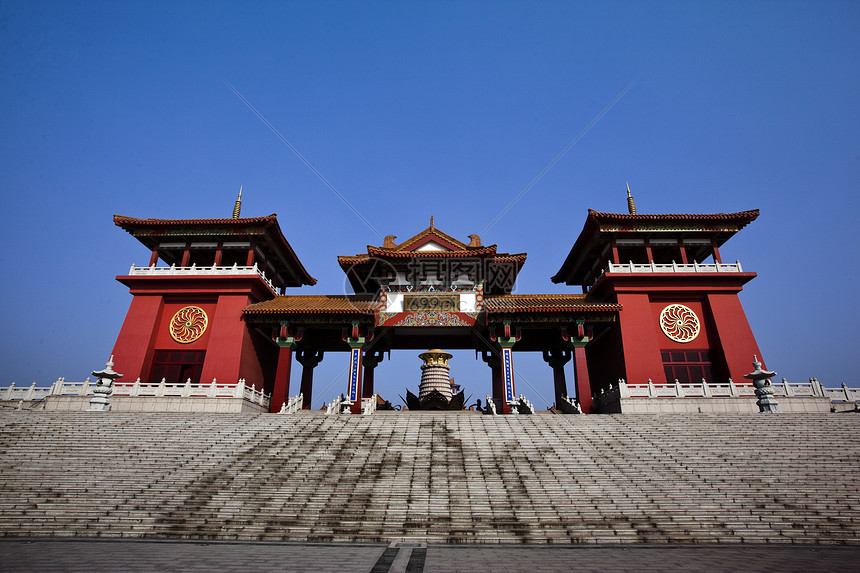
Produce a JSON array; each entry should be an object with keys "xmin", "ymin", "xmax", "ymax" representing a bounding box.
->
[
  {"xmin": 232, "ymin": 186, "xmax": 243, "ymax": 219},
  {"xmin": 626, "ymin": 181, "xmax": 636, "ymax": 215},
  {"xmin": 430, "ymin": 215, "xmax": 435, "ymax": 230}
]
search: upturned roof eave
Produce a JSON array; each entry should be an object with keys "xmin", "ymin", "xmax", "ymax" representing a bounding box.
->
[
  {"xmin": 551, "ymin": 209, "xmax": 760, "ymax": 285},
  {"xmin": 113, "ymin": 213, "xmax": 317, "ymax": 286}
]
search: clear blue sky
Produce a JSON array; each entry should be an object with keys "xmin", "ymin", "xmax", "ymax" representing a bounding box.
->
[{"xmin": 1, "ymin": 1, "xmax": 858, "ymax": 407}]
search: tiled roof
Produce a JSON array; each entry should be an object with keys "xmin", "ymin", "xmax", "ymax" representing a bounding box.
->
[
  {"xmin": 244, "ymin": 293, "xmax": 618, "ymax": 315},
  {"xmin": 114, "ymin": 214, "xmax": 279, "ymax": 227},
  {"xmin": 114, "ymin": 213, "xmax": 317, "ymax": 286},
  {"xmin": 588, "ymin": 209, "xmax": 760, "ymax": 225},
  {"xmin": 388, "ymin": 225, "xmax": 470, "ymax": 251},
  {"xmin": 484, "ymin": 294, "xmax": 620, "ymax": 312},
  {"xmin": 244, "ymin": 295, "xmax": 376, "ymax": 314},
  {"xmin": 338, "ymin": 249, "xmax": 524, "ymax": 265},
  {"xmin": 551, "ymin": 209, "xmax": 760, "ymax": 285},
  {"xmin": 366, "ymin": 245, "xmax": 501, "ymax": 257}
]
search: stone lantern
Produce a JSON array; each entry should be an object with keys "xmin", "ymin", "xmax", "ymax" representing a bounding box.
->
[
  {"xmin": 743, "ymin": 355, "xmax": 779, "ymax": 413},
  {"xmin": 87, "ymin": 356, "xmax": 123, "ymax": 412}
]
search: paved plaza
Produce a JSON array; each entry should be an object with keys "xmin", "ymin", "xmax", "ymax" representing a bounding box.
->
[{"xmin": 0, "ymin": 538, "xmax": 858, "ymax": 572}]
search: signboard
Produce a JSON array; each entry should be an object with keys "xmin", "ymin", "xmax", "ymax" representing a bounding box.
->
[{"xmin": 403, "ymin": 294, "xmax": 459, "ymax": 312}]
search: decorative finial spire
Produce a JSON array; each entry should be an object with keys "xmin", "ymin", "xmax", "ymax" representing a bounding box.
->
[
  {"xmin": 430, "ymin": 215, "xmax": 434, "ymax": 230},
  {"xmin": 626, "ymin": 181, "xmax": 636, "ymax": 215},
  {"xmin": 232, "ymin": 186, "xmax": 243, "ymax": 219}
]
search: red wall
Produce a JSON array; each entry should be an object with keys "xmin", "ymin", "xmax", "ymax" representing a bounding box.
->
[
  {"xmin": 110, "ymin": 295, "xmax": 164, "ymax": 382},
  {"xmin": 151, "ymin": 301, "xmax": 216, "ymax": 349},
  {"xmin": 615, "ymin": 292, "xmax": 665, "ymax": 383},
  {"xmin": 648, "ymin": 298, "xmax": 712, "ymax": 351},
  {"xmin": 111, "ymin": 275, "xmax": 275, "ymax": 388},
  {"xmin": 595, "ymin": 273, "xmax": 764, "ymax": 386},
  {"xmin": 706, "ymin": 293, "xmax": 764, "ymax": 381}
]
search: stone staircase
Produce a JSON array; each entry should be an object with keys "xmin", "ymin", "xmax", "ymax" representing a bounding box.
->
[{"xmin": 0, "ymin": 411, "xmax": 857, "ymax": 544}]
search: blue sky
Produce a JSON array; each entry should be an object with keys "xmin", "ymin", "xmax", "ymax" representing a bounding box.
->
[{"xmin": 1, "ymin": 1, "xmax": 858, "ymax": 407}]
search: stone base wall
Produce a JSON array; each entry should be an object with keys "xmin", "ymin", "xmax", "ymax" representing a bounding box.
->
[
  {"xmin": 611, "ymin": 396, "xmax": 832, "ymax": 414},
  {"xmin": 43, "ymin": 396, "xmax": 268, "ymax": 413}
]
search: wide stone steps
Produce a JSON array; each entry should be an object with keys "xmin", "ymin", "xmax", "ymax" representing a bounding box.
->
[{"xmin": 0, "ymin": 411, "xmax": 857, "ymax": 543}]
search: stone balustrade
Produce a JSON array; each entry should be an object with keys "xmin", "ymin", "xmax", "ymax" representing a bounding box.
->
[
  {"xmin": 609, "ymin": 377, "xmax": 855, "ymax": 400},
  {"xmin": 484, "ymin": 394, "xmax": 497, "ymax": 415},
  {"xmin": 278, "ymin": 394, "xmax": 304, "ymax": 414},
  {"xmin": 589, "ymin": 377, "xmax": 859, "ymax": 414},
  {"xmin": 517, "ymin": 394, "xmax": 535, "ymax": 414},
  {"xmin": 0, "ymin": 377, "xmax": 271, "ymax": 409},
  {"xmin": 558, "ymin": 395, "xmax": 583, "ymax": 414},
  {"xmin": 617, "ymin": 378, "xmax": 756, "ymax": 399},
  {"xmin": 1, "ymin": 382, "xmax": 51, "ymax": 401},
  {"xmin": 362, "ymin": 394, "xmax": 378, "ymax": 415},
  {"xmin": 128, "ymin": 262, "xmax": 277, "ymax": 294},
  {"xmin": 325, "ymin": 394, "xmax": 346, "ymax": 415},
  {"xmin": 607, "ymin": 260, "xmax": 743, "ymax": 274}
]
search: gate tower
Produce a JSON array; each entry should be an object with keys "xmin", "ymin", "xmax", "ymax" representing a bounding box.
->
[
  {"xmin": 551, "ymin": 194, "xmax": 765, "ymax": 390},
  {"xmin": 109, "ymin": 203, "xmax": 315, "ymax": 408}
]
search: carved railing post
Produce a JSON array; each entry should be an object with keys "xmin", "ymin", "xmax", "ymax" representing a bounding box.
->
[{"xmin": 619, "ymin": 379, "xmax": 630, "ymax": 399}]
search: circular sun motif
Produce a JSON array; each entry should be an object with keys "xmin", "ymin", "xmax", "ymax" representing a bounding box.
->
[
  {"xmin": 169, "ymin": 306, "xmax": 209, "ymax": 343},
  {"xmin": 659, "ymin": 304, "xmax": 700, "ymax": 343}
]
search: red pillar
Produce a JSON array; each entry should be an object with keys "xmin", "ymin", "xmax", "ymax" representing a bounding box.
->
[
  {"xmin": 543, "ymin": 348, "xmax": 572, "ymax": 407},
  {"xmin": 361, "ymin": 351, "xmax": 384, "ymax": 398},
  {"xmin": 492, "ymin": 362, "xmax": 503, "ymax": 404},
  {"xmin": 270, "ymin": 344, "xmax": 294, "ymax": 413},
  {"xmin": 498, "ymin": 345, "xmax": 516, "ymax": 414},
  {"xmin": 480, "ymin": 351, "xmax": 503, "ymax": 411},
  {"xmin": 296, "ymin": 350, "xmax": 324, "ymax": 409},
  {"xmin": 711, "ymin": 239, "xmax": 723, "ymax": 264},
  {"xmin": 362, "ymin": 364, "xmax": 374, "ymax": 398},
  {"xmin": 214, "ymin": 242, "xmax": 223, "ymax": 266},
  {"xmin": 347, "ymin": 344, "xmax": 364, "ymax": 414},
  {"xmin": 572, "ymin": 345, "xmax": 593, "ymax": 414}
]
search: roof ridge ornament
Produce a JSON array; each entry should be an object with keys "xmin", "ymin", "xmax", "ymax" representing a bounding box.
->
[
  {"xmin": 430, "ymin": 215, "xmax": 435, "ymax": 230},
  {"xmin": 232, "ymin": 186, "xmax": 243, "ymax": 219},
  {"xmin": 626, "ymin": 182, "xmax": 636, "ymax": 215}
]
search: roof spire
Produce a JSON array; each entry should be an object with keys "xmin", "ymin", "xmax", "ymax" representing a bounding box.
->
[
  {"xmin": 626, "ymin": 181, "xmax": 636, "ymax": 215},
  {"xmin": 232, "ymin": 186, "xmax": 243, "ymax": 219},
  {"xmin": 430, "ymin": 215, "xmax": 435, "ymax": 230}
]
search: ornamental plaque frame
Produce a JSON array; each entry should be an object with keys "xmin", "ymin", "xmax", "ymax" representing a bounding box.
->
[
  {"xmin": 403, "ymin": 294, "xmax": 459, "ymax": 312},
  {"xmin": 659, "ymin": 304, "xmax": 700, "ymax": 343},
  {"xmin": 169, "ymin": 306, "xmax": 209, "ymax": 343}
]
